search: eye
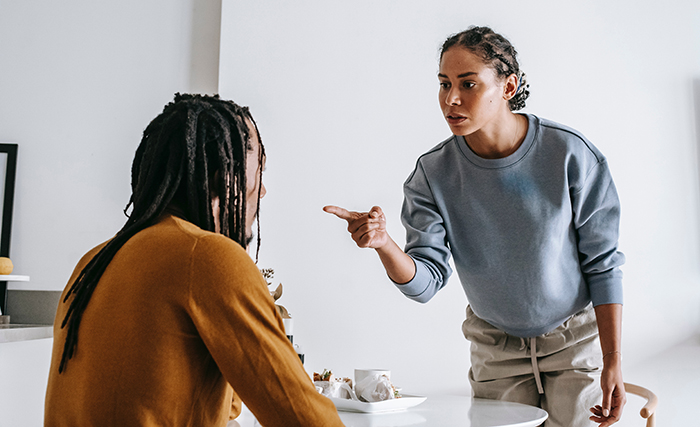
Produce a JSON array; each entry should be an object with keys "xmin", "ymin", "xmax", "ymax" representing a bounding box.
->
[
  {"xmin": 462, "ymin": 81, "xmax": 475, "ymax": 89},
  {"xmin": 439, "ymin": 81, "xmax": 450, "ymax": 90}
]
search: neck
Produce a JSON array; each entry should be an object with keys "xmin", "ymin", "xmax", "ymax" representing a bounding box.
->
[
  {"xmin": 163, "ymin": 204, "xmax": 187, "ymax": 220},
  {"xmin": 464, "ymin": 113, "xmax": 525, "ymax": 159}
]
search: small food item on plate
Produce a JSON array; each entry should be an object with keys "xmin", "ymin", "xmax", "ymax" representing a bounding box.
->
[
  {"xmin": 392, "ymin": 382, "xmax": 402, "ymax": 399},
  {"xmin": 313, "ymin": 369, "xmax": 332, "ymax": 382},
  {"xmin": 314, "ymin": 368, "xmax": 403, "ymax": 402},
  {"xmin": 313, "ymin": 369, "xmax": 352, "ymax": 387},
  {"xmin": 313, "ymin": 369, "xmax": 355, "ymax": 399}
]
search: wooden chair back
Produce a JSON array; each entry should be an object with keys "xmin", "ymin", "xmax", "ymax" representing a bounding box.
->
[{"xmin": 624, "ymin": 383, "xmax": 658, "ymax": 427}]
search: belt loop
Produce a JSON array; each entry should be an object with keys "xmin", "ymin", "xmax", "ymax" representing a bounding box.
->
[{"xmin": 530, "ymin": 337, "xmax": 544, "ymax": 394}]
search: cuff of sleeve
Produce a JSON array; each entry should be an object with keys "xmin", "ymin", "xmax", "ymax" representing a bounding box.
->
[
  {"xmin": 391, "ymin": 258, "xmax": 434, "ymax": 303},
  {"xmin": 588, "ymin": 277, "xmax": 624, "ymax": 307}
]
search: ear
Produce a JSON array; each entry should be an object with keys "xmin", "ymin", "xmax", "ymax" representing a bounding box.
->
[{"xmin": 503, "ymin": 73, "xmax": 519, "ymax": 101}]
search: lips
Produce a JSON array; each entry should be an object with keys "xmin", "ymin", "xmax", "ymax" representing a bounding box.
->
[{"xmin": 445, "ymin": 113, "xmax": 467, "ymax": 126}]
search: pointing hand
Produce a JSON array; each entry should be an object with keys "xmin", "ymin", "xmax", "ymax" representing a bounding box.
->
[{"xmin": 323, "ymin": 205, "xmax": 389, "ymax": 249}]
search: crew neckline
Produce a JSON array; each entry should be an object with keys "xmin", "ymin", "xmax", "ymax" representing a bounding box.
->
[{"xmin": 456, "ymin": 113, "xmax": 537, "ymax": 169}]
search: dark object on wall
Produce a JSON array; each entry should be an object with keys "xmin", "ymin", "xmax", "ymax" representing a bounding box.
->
[{"xmin": 0, "ymin": 143, "xmax": 18, "ymax": 315}]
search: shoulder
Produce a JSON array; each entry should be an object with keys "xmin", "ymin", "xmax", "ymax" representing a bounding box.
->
[
  {"xmin": 416, "ymin": 135, "xmax": 460, "ymax": 164},
  {"xmin": 64, "ymin": 239, "xmax": 110, "ymax": 295},
  {"xmin": 405, "ymin": 135, "xmax": 459, "ymax": 183},
  {"xmin": 532, "ymin": 114, "xmax": 606, "ymax": 163},
  {"xmin": 189, "ymin": 234, "xmax": 268, "ymax": 308},
  {"xmin": 192, "ymin": 233, "xmax": 253, "ymax": 268},
  {"xmin": 529, "ymin": 114, "xmax": 615, "ymax": 191},
  {"xmin": 169, "ymin": 217, "xmax": 253, "ymax": 268},
  {"xmin": 163, "ymin": 217, "xmax": 268, "ymax": 302},
  {"xmin": 175, "ymin": 221, "xmax": 262, "ymax": 285},
  {"xmin": 136, "ymin": 215, "xmax": 256, "ymax": 274},
  {"xmin": 77, "ymin": 240, "xmax": 109, "ymax": 268}
]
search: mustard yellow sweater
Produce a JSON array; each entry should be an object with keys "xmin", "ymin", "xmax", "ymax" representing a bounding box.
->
[{"xmin": 45, "ymin": 215, "xmax": 343, "ymax": 427}]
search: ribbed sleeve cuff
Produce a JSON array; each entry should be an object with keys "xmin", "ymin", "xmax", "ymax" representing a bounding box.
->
[
  {"xmin": 391, "ymin": 259, "xmax": 434, "ymax": 303},
  {"xmin": 588, "ymin": 276, "xmax": 624, "ymax": 307}
]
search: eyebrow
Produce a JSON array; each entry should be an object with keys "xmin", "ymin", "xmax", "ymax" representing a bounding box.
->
[{"xmin": 438, "ymin": 72, "xmax": 478, "ymax": 78}]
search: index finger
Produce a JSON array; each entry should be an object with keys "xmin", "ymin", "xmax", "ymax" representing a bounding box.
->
[{"xmin": 323, "ymin": 205, "xmax": 355, "ymax": 221}]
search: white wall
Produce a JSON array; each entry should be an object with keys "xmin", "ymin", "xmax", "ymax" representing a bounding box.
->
[
  {"xmin": 0, "ymin": 0, "xmax": 221, "ymax": 292},
  {"xmin": 220, "ymin": 0, "xmax": 700, "ymax": 393},
  {"xmin": 0, "ymin": 1, "xmax": 221, "ymax": 425}
]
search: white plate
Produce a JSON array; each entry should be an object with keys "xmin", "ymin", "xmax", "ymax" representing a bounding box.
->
[{"xmin": 330, "ymin": 395, "xmax": 427, "ymax": 413}]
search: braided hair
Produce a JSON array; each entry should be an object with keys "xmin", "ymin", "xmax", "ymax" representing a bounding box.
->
[
  {"xmin": 58, "ymin": 93, "xmax": 265, "ymax": 373},
  {"xmin": 440, "ymin": 26, "xmax": 530, "ymax": 111}
]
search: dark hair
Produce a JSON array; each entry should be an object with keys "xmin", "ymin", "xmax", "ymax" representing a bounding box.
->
[
  {"xmin": 58, "ymin": 93, "xmax": 265, "ymax": 373},
  {"xmin": 440, "ymin": 26, "xmax": 530, "ymax": 111}
]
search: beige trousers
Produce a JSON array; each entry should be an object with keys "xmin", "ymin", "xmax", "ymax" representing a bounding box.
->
[{"xmin": 463, "ymin": 305, "xmax": 602, "ymax": 427}]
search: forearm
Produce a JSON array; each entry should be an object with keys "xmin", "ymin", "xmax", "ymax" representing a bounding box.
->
[
  {"xmin": 375, "ymin": 237, "xmax": 416, "ymax": 284},
  {"xmin": 594, "ymin": 303, "xmax": 623, "ymax": 364},
  {"xmin": 591, "ymin": 303, "xmax": 626, "ymax": 425}
]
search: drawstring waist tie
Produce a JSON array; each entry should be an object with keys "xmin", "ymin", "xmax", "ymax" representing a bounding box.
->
[
  {"xmin": 529, "ymin": 336, "xmax": 544, "ymax": 394},
  {"xmin": 519, "ymin": 336, "xmax": 544, "ymax": 394}
]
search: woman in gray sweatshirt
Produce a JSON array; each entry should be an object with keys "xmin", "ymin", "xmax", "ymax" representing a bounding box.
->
[{"xmin": 325, "ymin": 26, "xmax": 625, "ymax": 427}]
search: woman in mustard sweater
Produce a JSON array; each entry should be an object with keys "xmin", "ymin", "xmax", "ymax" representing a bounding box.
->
[{"xmin": 45, "ymin": 94, "xmax": 344, "ymax": 427}]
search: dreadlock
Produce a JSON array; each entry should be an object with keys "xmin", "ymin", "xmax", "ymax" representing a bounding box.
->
[{"xmin": 58, "ymin": 93, "xmax": 265, "ymax": 373}]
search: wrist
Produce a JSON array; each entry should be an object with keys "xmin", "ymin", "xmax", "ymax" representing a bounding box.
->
[
  {"xmin": 602, "ymin": 350, "xmax": 622, "ymax": 366},
  {"xmin": 374, "ymin": 235, "xmax": 397, "ymax": 254},
  {"xmin": 375, "ymin": 239, "xmax": 415, "ymax": 284}
]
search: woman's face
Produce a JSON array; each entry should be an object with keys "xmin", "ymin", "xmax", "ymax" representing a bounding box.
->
[
  {"xmin": 243, "ymin": 119, "xmax": 266, "ymax": 243},
  {"xmin": 211, "ymin": 119, "xmax": 266, "ymax": 243},
  {"xmin": 438, "ymin": 47, "xmax": 511, "ymax": 136}
]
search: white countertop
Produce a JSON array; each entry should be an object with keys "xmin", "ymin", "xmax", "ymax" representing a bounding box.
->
[
  {"xmin": 0, "ymin": 274, "xmax": 32, "ymax": 290},
  {"xmin": 0, "ymin": 324, "xmax": 53, "ymax": 343},
  {"xmin": 0, "ymin": 275, "xmax": 30, "ymax": 282}
]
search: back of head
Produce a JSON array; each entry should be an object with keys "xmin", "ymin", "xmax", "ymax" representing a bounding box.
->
[
  {"xmin": 57, "ymin": 93, "xmax": 265, "ymax": 373},
  {"xmin": 440, "ymin": 26, "xmax": 530, "ymax": 111},
  {"xmin": 128, "ymin": 93, "xmax": 263, "ymax": 245}
]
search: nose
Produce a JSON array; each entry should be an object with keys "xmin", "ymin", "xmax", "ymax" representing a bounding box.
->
[
  {"xmin": 446, "ymin": 86, "xmax": 461, "ymax": 106},
  {"xmin": 260, "ymin": 182, "xmax": 267, "ymax": 199}
]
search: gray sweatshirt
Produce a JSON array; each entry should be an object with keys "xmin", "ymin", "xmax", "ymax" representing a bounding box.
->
[{"xmin": 396, "ymin": 113, "xmax": 624, "ymax": 337}]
